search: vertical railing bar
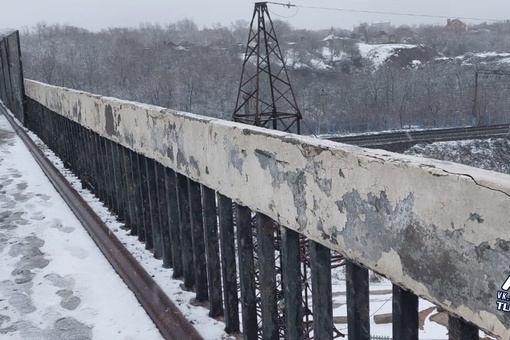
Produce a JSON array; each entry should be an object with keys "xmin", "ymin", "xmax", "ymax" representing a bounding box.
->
[
  {"xmin": 123, "ymin": 147, "xmax": 137, "ymax": 233},
  {"xmin": 141, "ymin": 155, "xmax": 153, "ymax": 248},
  {"xmin": 280, "ymin": 226, "xmax": 303, "ymax": 340},
  {"xmin": 165, "ymin": 167, "xmax": 183, "ymax": 278},
  {"xmin": 109, "ymin": 139, "xmax": 122, "ymax": 218},
  {"xmin": 129, "ymin": 150, "xmax": 142, "ymax": 237},
  {"xmin": 93, "ymin": 133, "xmax": 106, "ymax": 202},
  {"xmin": 76, "ymin": 122, "xmax": 86, "ymax": 180},
  {"xmin": 60, "ymin": 115, "xmax": 69, "ymax": 164},
  {"xmin": 74, "ymin": 120, "xmax": 84, "ymax": 176},
  {"xmin": 188, "ymin": 179, "xmax": 208, "ymax": 302},
  {"xmin": 217, "ymin": 193, "xmax": 239, "ymax": 333},
  {"xmin": 146, "ymin": 158, "xmax": 161, "ymax": 257},
  {"xmin": 84, "ymin": 129, "xmax": 97, "ymax": 192},
  {"xmin": 392, "ymin": 284, "xmax": 418, "ymax": 340},
  {"xmin": 256, "ymin": 213, "xmax": 279, "ymax": 340},
  {"xmin": 103, "ymin": 138, "xmax": 115, "ymax": 210},
  {"xmin": 346, "ymin": 261, "xmax": 370, "ymax": 340},
  {"xmin": 310, "ymin": 241, "xmax": 333, "ymax": 340},
  {"xmin": 448, "ymin": 315, "xmax": 479, "ymax": 340},
  {"xmin": 156, "ymin": 162, "xmax": 172, "ymax": 268},
  {"xmin": 61, "ymin": 115, "xmax": 71, "ymax": 169},
  {"xmin": 115, "ymin": 143, "xmax": 128, "ymax": 223},
  {"xmin": 58, "ymin": 115, "xmax": 67, "ymax": 163},
  {"xmin": 135, "ymin": 153, "xmax": 147, "ymax": 242},
  {"xmin": 177, "ymin": 173, "xmax": 195, "ymax": 290},
  {"xmin": 42, "ymin": 107, "xmax": 50, "ymax": 150},
  {"xmin": 202, "ymin": 185, "xmax": 223, "ymax": 318},
  {"xmin": 236, "ymin": 203, "xmax": 258, "ymax": 339}
]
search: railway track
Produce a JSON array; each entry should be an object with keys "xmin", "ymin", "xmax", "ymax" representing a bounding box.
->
[{"xmin": 324, "ymin": 124, "xmax": 510, "ymax": 151}]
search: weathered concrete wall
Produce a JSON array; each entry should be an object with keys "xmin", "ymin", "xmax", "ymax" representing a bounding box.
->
[{"xmin": 25, "ymin": 79, "xmax": 510, "ymax": 338}]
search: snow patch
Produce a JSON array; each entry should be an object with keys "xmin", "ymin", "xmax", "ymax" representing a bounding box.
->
[{"xmin": 357, "ymin": 43, "xmax": 418, "ymax": 69}]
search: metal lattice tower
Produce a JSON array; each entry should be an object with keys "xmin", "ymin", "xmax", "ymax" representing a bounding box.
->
[
  {"xmin": 232, "ymin": 2, "xmax": 302, "ymax": 133},
  {"xmin": 233, "ymin": 3, "xmax": 344, "ymax": 339}
]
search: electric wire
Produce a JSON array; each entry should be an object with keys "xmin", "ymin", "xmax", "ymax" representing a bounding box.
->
[
  {"xmin": 267, "ymin": 1, "xmax": 503, "ymax": 22},
  {"xmin": 268, "ymin": 6, "xmax": 299, "ymax": 19}
]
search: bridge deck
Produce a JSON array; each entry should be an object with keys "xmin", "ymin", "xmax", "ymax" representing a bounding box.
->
[{"xmin": 0, "ymin": 112, "xmax": 166, "ymax": 339}]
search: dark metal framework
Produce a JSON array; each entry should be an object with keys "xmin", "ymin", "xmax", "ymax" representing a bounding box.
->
[
  {"xmin": 0, "ymin": 30, "xmax": 26, "ymax": 124},
  {"xmin": 232, "ymin": 4, "xmax": 344, "ymax": 338},
  {"xmin": 232, "ymin": 2, "xmax": 302, "ymax": 133}
]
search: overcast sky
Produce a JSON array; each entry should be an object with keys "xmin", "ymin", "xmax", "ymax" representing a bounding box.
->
[{"xmin": 2, "ymin": 0, "xmax": 509, "ymax": 32}]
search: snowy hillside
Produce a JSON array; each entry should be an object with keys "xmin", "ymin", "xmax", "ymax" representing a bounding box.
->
[
  {"xmin": 357, "ymin": 43, "xmax": 417, "ymax": 68},
  {"xmin": 405, "ymin": 138, "xmax": 510, "ymax": 175},
  {"xmin": 357, "ymin": 43, "xmax": 440, "ymax": 69},
  {"xmin": 429, "ymin": 51, "xmax": 510, "ymax": 72}
]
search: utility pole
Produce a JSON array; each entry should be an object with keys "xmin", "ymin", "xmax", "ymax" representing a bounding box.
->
[
  {"xmin": 231, "ymin": 3, "xmax": 344, "ymax": 339},
  {"xmin": 232, "ymin": 2, "xmax": 302, "ymax": 133}
]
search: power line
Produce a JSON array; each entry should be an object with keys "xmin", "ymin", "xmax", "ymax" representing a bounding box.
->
[
  {"xmin": 267, "ymin": 1, "xmax": 504, "ymax": 22},
  {"xmin": 268, "ymin": 6, "xmax": 299, "ymax": 19}
]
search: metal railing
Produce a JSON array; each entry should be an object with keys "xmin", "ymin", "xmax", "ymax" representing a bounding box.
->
[{"xmin": 0, "ymin": 30, "xmax": 25, "ymax": 124}]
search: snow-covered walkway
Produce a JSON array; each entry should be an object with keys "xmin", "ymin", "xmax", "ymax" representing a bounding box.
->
[{"xmin": 0, "ymin": 112, "xmax": 164, "ymax": 339}]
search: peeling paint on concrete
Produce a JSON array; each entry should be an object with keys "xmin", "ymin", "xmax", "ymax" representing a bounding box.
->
[
  {"xmin": 104, "ymin": 105, "xmax": 116, "ymax": 137},
  {"xmin": 24, "ymin": 79, "xmax": 510, "ymax": 338},
  {"xmin": 469, "ymin": 213, "xmax": 484, "ymax": 223},
  {"xmin": 225, "ymin": 138, "xmax": 245, "ymax": 174},
  {"xmin": 340, "ymin": 189, "xmax": 510, "ymax": 336}
]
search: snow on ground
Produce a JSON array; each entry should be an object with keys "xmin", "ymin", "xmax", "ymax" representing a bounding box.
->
[
  {"xmin": 357, "ymin": 42, "xmax": 417, "ymax": 69},
  {"xmin": 18, "ymin": 118, "xmax": 233, "ymax": 339},
  {"xmin": 320, "ymin": 47, "xmax": 347, "ymax": 63},
  {"xmin": 451, "ymin": 51, "xmax": 510, "ymax": 65},
  {"xmin": 331, "ymin": 269, "xmax": 448, "ymax": 339},
  {"xmin": 0, "ymin": 113, "xmax": 164, "ymax": 339},
  {"xmin": 405, "ymin": 138, "xmax": 510, "ymax": 175}
]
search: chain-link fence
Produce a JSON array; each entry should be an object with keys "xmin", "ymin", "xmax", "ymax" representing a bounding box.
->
[{"xmin": 0, "ymin": 30, "xmax": 25, "ymax": 124}]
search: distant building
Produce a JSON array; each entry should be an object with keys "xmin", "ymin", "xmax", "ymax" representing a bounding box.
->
[
  {"xmin": 322, "ymin": 33, "xmax": 342, "ymax": 47},
  {"xmin": 366, "ymin": 21, "xmax": 391, "ymax": 34},
  {"xmin": 445, "ymin": 19, "xmax": 467, "ymax": 32},
  {"xmin": 368, "ymin": 31, "xmax": 390, "ymax": 44},
  {"xmin": 354, "ymin": 22, "xmax": 392, "ymax": 43},
  {"xmin": 391, "ymin": 27, "xmax": 417, "ymax": 43}
]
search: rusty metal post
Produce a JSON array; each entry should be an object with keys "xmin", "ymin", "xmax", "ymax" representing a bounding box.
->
[
  {"xmin": 166, "ymin": 168, "xmax": 183, "ymax": 279},
  {"xmin": 202, "ymin": 185, "xmax": 223, "ymax": 317},
  {"xmin": 310, "ymin": 241, "xmax": 333, "ymax": 340},
  {"xmin": 146, "ymin": 158, "xmax": 162, "ymax": 258},
  {"xmin": 256, "ymin": 213, "xmax": 279, "ymax": 340},
  {"xmin": 236, "ymin": 204, "xmax": 258, "ymax": 339},
  {"xmin": 188, "ymin": 179, "xmax": 208, "ymax": 302},
  {"xmin": 218, "ymin": 193, "xmax": 239, "ymax": 333},
  {"xmin": 281, "ymin": 226, "xmax": 303, "ymax": 339},
  {"xmin": 346, "ymin": 261, "xmax": 370, "ymax": 340},
  {"xmin": 393, "ymin": 284, "xmax": 418, "ymax": 340},
  {"xmin": 135, "ymin": 153, "xmax": 147, "ymax": 243},
  {"xmin": 156, "ymin": 162, "xmax": 172, "ymax": 268},
  {"xmin": 177, "ymin": 174, "xmax": 195, "ymax": 290},
  {"xmin": 448, "ymin": 315, "xmax": 479, "ymax": 340}
]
